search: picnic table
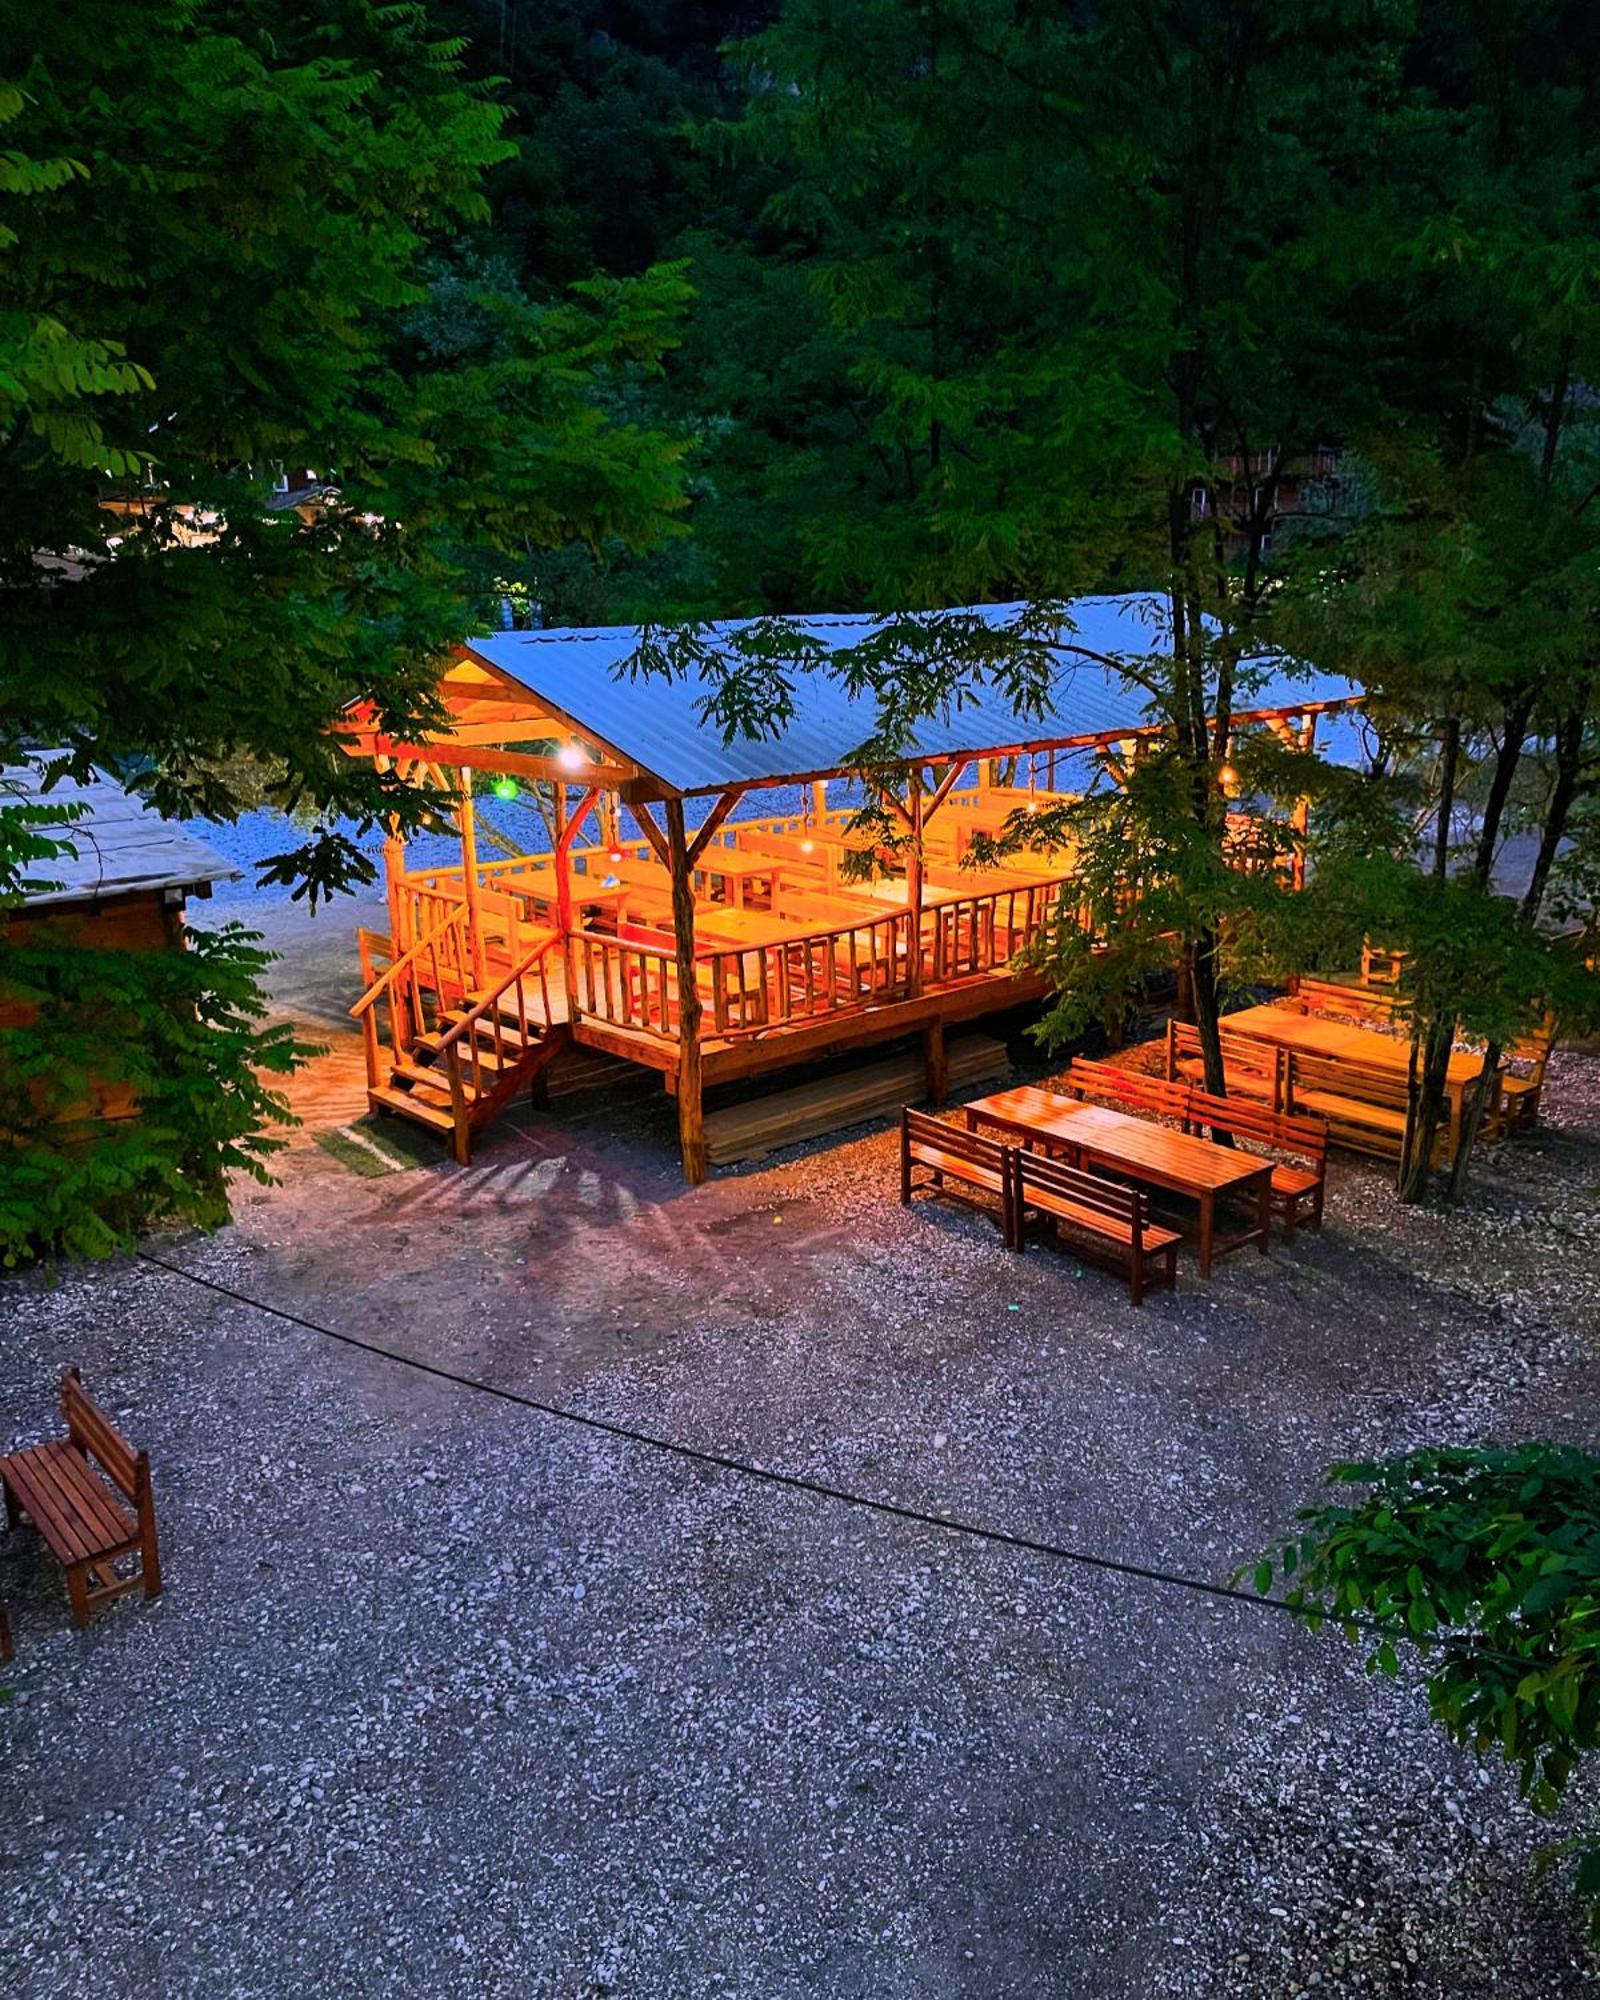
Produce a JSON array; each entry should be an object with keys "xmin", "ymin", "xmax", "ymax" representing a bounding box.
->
[
  {"xmin": 1220, "ymin": 1003, "xmax": 1486, "ymax": 1152},
  {"xmin": 964, "ymin": 1084, "xmax": 1272, "ymax": 1276}
]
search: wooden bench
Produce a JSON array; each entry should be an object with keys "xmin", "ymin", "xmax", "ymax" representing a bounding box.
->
[
  {"xmin": 900, "ymin": 1108, "xmax": 1018, "ymax": 1247},
  {"xmin": 1164, "ymin": 1021, "xmax": 1287, "ymax": 1105},
  {"xmin": 1289, "ymin": 975, "xmax": 1409, "ymax": 1026},
  {"xmin": 1011, "ymin": 1150, "xmax": 1179, "ymax": 1303},
  {"xmin": 1060, "ymin": 1058, "xmax": 1194, "ymax": 1123},
  {"xmin": 1286, "ymin": 1052, "xmax": 1417, "ymax": 1161},
  {"xmin": 0, "ymin": 1370, "xmax": 161, "ymax": 1628},
  {"xmin": 1185, "ymin": 1090, "xmax": 1330, "ymax": 1236},
  {"xmin": 1493, "ymin": 1022, "xmax": 1556, "ymax": 1135}
]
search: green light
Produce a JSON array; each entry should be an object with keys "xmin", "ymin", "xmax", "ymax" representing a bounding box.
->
[{"xmin": 490, "ymin": 776, "xmax": 519, "ymax": 801}]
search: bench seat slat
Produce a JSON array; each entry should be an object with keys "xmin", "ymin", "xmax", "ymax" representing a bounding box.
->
[
  {"xmin": 2, "ymin": 1441, "xmax": 136, "ymax": 1563},
  {"xmin": 1293, "ymin": 1089, "xmax": 1408, "ymax": 1133}
]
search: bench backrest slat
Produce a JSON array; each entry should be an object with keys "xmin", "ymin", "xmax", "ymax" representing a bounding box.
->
[
  {"xmin": 1291, "ymin": 975, "xmax": 1409, "ymax": 1025},
  {"xmin": 1167, "ymin": 1020, "xmax": 1285, "ymax": 1086},
  {"xmin": 60, "ymin": 1369, "xmax": 143, "ymax": 1501},
  {"xmin": 902, "ymin": 1107, "xmax": 1007, "ymax": 1172},
  {"xmin": 1186, "ymin": 1089, "xmax": 1328, "ymax": 1160},
  {"xmin": 1064, "ymin": 1058, "xmax": 1192, "ymax": 1120},
  {"xmin": 1013, "ymin": 1149, "xmax": 1140, "ymax": 1227},
  {"xmin": 1290, "ymin": 1053, "xmax": 1411, "ymax": 1111}
]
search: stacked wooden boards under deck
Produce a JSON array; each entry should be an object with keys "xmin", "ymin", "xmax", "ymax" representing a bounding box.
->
[{"xmin": 704, "ymin": 1035, "xmax": 1010, "ymax": 1166}]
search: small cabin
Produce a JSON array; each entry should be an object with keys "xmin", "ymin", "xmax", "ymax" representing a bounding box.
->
[{"xmin": 2, "ymin": 758, "xmax": 238, "ymax": 1120}]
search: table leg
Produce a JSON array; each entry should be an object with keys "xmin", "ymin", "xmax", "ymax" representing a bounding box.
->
[
  {"xmin": 1257, "ymin": 1172, "xmax": 1271, "ymax": 1254},
  {"xmin": 1199, "ymin": 1194, "xmax": 1214, "ymax": 1279}
]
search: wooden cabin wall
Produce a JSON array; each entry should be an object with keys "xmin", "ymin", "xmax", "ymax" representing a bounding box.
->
[{"xmin": 1, "ymin": 890, "xmax": 184, "ymax": 1120}]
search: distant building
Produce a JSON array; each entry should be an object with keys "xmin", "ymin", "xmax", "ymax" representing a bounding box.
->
[{"xmin": 2, "ymin": 757, "xmax": 238, "ymax": 1121}]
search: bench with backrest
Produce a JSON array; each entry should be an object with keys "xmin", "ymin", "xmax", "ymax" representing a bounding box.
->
[
  {"xmin": 1289, "ymin": 975, "xmax": 1410, "ymax": 1027},
  {"xmin": 900, "ymin": 1108, "xmax": 1018, "ymax": 1247},
  {"xmin": 1060, "ymin": 1058, "xmax": 1194, "ymax": 1124},
  {"xmin": 1009, "ymin": 1150, "xmax": 1179, "ymax": 1303},
  {"xmin": 0, "ymin": 1369, "xmax": 161, "ymax": 1628},
  {"xmin": 1284, "ymin": 1052, "xmax": 1421, "ymax": 1161},
  {"xmin": 1185, "ymin": 1090, "xmax": 1330, "ymax": 1236},
  {"xmin": 1492, "ymin": 1020, "xmax": 1557, "ymax": 1135},
  {"xmin": 1164, "ymin": 1021, "xmax": 1287, "ymax": 1106}
]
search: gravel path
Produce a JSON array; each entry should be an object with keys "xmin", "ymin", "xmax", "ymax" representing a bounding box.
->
[{"xmin": 2, "ymin": 996, "xmax": 1598, "ymax": 1997}]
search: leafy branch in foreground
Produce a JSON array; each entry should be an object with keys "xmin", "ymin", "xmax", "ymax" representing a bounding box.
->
[
  {"xmin": 0, "ymin": 923, "xmax": 316, "ymax": 1264},
  {"xmin": 1257, "ymin": 1445, "xmax": 1600, "ymax": 1934}
]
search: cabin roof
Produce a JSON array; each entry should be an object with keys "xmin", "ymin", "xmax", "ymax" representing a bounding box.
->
[
  {"xmin": 458, "ymin": 596, "xmax": 1357, "ymax": 797},
  {"xmin": 4, "ymin": 756, "xmax": 239, "ymax": 909}
]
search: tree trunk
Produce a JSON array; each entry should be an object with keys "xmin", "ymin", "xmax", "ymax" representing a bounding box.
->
[
  {"xmin": 1191, "ymin": 929, "xmax": 1227, "ymax": 1098},
  {"xmin": 1443, "ymin": 692, "xmax": 1589, "ymax": 1201},
  {"xmin": 1397, "ymin": 1015, "xmax": 1454, "ymax": 1204}
]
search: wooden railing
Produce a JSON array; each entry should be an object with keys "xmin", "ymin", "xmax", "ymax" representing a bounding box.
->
[
  {"xmin": 570, "ymin": 929, "xmax": 680, "ymax": 1041},
  {"xmin": 350, "ymin": 905, "xmax": 473, "ymax": 1089},
  {"xmin": 432, "ymin": 933, "xmax": 560, "ymax": 1160},
  {"xmin": 565, "ymin": 875, "xmax": 1077, "ymax": 1046}
]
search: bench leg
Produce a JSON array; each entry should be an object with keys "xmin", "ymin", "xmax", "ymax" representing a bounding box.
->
[
  {"xmin": 65, "ymin": 1562, "xmax": 91, "ymax": 1630},
  {"xmin": 3, "ymin": 1480, "xmax": 18, "ymax": 1534},
  {"xmin": 140, "ymin": 1513, "xmax": 163, "ymax": 1601}
]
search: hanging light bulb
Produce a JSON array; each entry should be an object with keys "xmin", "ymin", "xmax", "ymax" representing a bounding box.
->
[
  {"xmin": 557, "ymin": 742, "xmax": 585, "ymax": 772},
  {"xmin": 490, "ymin": 775, "xmax": 519, "ymax": 802},
  {"xmin": 608, "ymin": 849, "xmax": 623, "ymax": 864},
  {"xmin": 1218, "ymin": 762, "xmax": 1241, "ymax": 797},
  {"xmin": 800, "ymin": 838, "xmax": 815, "ymax": 854}
]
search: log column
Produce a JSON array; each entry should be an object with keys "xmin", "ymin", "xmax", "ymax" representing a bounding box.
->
[
  {"xmin": 665, "ymin": 796, "xmax": 708, "ymax": 1185},
  {"xmin": 382, "ymin": 817, "xmax": 408, "ymax": 956},
  {"xmin": 905, "ymin": 765, "xmax": 925, "ymax": 999},
  {"xmin": 458, "ymin": 769, "xmax": 487, "ymax": 987}
]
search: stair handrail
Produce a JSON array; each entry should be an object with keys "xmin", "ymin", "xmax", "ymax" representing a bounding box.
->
[
  {"xmin": 432, "ymin": 930, "xmax": 559, "ymax": 1058},
  {"xmin": 432, "ymin": 931, "xmax": 561, "ymax": 1165},
  {"xmin": 349, "ymin": 904, "xmax": 470, "ymax": 1021}
]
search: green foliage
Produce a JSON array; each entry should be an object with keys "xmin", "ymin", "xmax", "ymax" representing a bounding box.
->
[
  {"xmin": 1263, "ymin": 1445, "xmax": 1600, "ymax": 1931},
  {"xmin": 0, "ymin": 0, "xmax": 691, "ymax": 1258},
  {"xmin": 0, "ymin": 923, "xmax": 314, "ymax": 1265},
  {"xmin": 0, "ymin": 0, "xmax": 689, "ymax": 877}
]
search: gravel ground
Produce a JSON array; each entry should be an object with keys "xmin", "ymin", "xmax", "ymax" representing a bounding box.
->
[{"xmin": 3, "ymin": 938, "xmax": 1599, "ymax": 1997}]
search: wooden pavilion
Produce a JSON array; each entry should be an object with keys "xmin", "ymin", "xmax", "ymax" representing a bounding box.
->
[{"xmin": 337, "ymin": 597, "xmax": 1359, "ymax": 1181}]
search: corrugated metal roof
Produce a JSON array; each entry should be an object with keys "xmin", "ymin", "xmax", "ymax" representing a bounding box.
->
[
  {"xmin": 4, "ymin": 757, "xmax": 240, "ymax": 908},
  {"xmin": 464, "ymin": 595, "xmax": 1357, "ymax": 795}
]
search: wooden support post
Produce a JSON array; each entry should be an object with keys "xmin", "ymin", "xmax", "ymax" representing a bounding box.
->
[
  {"xmin": 923, "ymin": 1018, "xmax": 949, "ymax": 1105},
  {"xmin": 382, "ymin": 817, "xmax": 407, "ymax": 957},
  {"xmin": 554, "ymin": 786, "xmax": 602, "ymax": 1013},
  {"xmin": 458, "ymin": 771, "xmax": 487, "ymax": 987},
  {"xmin": 908, "ymin": 766, "xmax": 926, "ymax": 996},
  {"xmin": 665, "ymin": 797, "xmax": 708, "ymax": 1185},
  {"xmin": 812, "ymin": 778, "xmax": 829, "ymax": 825}
]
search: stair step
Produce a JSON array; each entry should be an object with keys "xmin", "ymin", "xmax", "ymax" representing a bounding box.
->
[
  {"xmin": 370, "ymin": 1084, "xmax": 456, "ymax": 1133},
  {"xmin": 405, "ymin": 1040, "xmax": 522, "ymax": 1077},
  {"xmin": 391, "ymin": 1061, "xmax": 487, "ymax": 1098}
]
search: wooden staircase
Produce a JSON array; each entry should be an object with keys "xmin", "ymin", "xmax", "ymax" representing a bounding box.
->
[{"xmin": 352, "ymin": 910, "xmax": 568, "ymax": 1164}]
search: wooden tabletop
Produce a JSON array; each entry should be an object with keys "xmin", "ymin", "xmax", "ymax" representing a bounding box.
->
[
  {"xmin": 694, "ymin": 907, "xmax": 820, "ymax": 950},
  {"xmin": 1221, "ymin": 1004, "xmax": 1483, "ymax": 1084},
  {"xmin": 693, "ymin": 847, "xmax": 782, "ymax": 879},
  {"xmin": 966, "ymin": 1085, "xmax": 1271, "ymax": 1195}
]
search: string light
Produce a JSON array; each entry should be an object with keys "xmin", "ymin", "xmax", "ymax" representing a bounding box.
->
[
  {"xmin": 490, "ymin": 775, "xmax": 519, "ymax": 801},
  {"xmin": 557, "ymin": 743, "xmax": 585, "ymax": 772}
]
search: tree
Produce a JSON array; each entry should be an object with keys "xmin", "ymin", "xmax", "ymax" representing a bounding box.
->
[
  {"xmin": 669, "ymin": 0, "xmax": 1414, "ymax": 1091},
  {"xmin": 1258, "ymin": 1445, "xmax": 1600, "ymax": 1938},
  {"xmin": 0, "ymin": 0, "xmax": 690, "ymax": 1257}
]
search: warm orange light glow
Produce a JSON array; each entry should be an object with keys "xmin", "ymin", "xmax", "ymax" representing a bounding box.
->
[
  {"xmin": 1217, "ymin": 762, "xmax": 1241, "ymax": 796},
  {"xmin": 608, "ymin": 849, "xmax": 623, "ymax": 864},
  {"xmin": 557, "ymin": 743, "xmax": 585, "ymax": 772},
  {"xmin": 800, "ymin": 839, "xmax": 815, "ymax": 854}
]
